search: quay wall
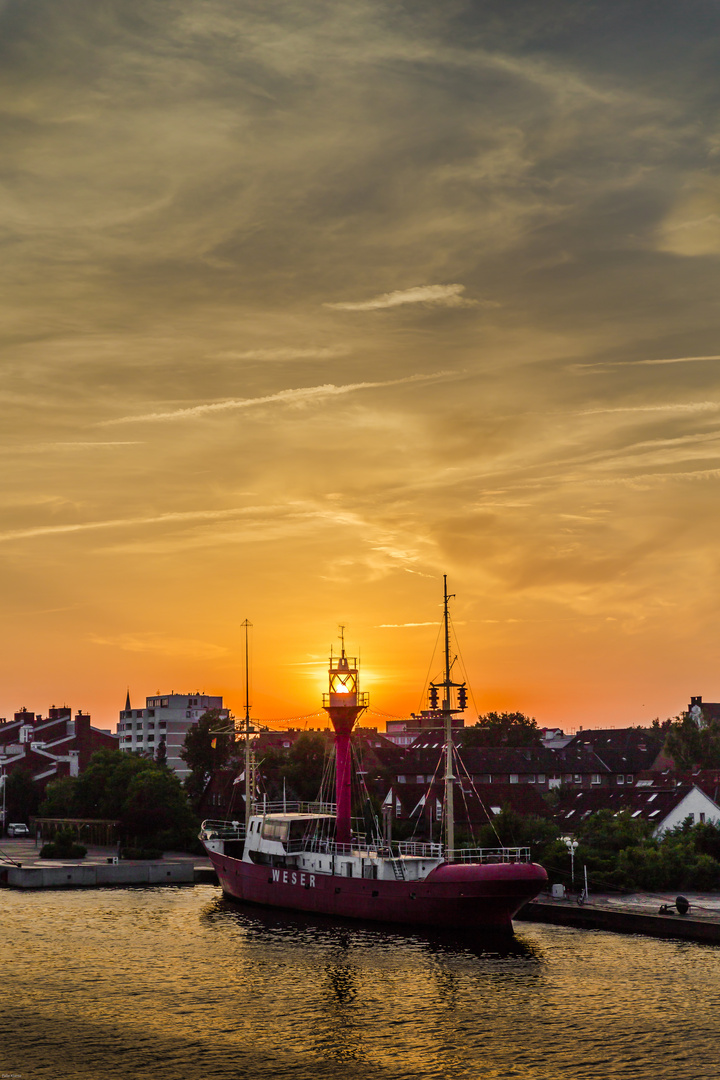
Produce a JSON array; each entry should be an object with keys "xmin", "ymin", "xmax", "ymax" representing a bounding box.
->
[
  {"xmin": 518, "ymin": 899, "xmax": 720, "ymax": 943},
  {"xmin": 0, "ymin": 862, "xmax": 197, "ymax": 889}
]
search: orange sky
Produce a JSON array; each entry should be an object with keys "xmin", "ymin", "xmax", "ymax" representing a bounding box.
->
[{"xmin": 1, "ymin": 2, "xmax": 719, "ymax": 733}]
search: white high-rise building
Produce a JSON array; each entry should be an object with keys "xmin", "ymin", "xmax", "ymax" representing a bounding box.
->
[{"xmin": 118, "ymin": 692, "xmax": 229, "ymax": 779}]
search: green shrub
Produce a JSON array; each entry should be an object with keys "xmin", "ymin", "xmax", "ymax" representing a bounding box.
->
[
  {"xmin": 119, "ymin": 847, "xmax": 163, "ymax": 860},
  {"xmin": 39, "ymin": 829, "xmax": 87, "ymax": 860}
]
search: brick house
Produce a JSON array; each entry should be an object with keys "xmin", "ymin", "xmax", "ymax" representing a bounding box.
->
[{"xmin": 0, "ymin": 706, "xmax": 118, "ymax": 796}]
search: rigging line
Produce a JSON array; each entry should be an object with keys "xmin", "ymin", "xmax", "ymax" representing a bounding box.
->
[
  {"xmin": 351, "ymin": 741, "xmax": 379, "ymax": 834},
  {"xmin": 410, "ymin": 747, "xmax": 445, "ymax": 842},
  {"xmin": 252, "ymin": 711, "xmax": 325, "ymax": 725},
  {"xmin": 417, "ymin": 618, "xmax": 445, "ymax": 713},
  {"xmin": 454, "ymin": 748, "xmax": 477, "ymax": 847},
  {"xmin": 453, "ymin": 748, "xmax": 502, "ymax": 846},
  {"xmin": 319, "ymin": 739, "xmax": 336, "ymax": 805},
  {"xmin": 448, "ymin": 611, "xmax": 479, "ymax": 719},
  {"xmin": 413, "ymin": 741, "xmax": 446, "ymax": 841}
]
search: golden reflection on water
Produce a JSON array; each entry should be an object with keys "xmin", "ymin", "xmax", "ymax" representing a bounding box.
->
[{"xmin": 3, "ymin": 885, "xmax": 719, "ymax": 1080}]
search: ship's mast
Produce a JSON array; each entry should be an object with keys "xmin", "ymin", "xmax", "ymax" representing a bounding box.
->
[
  {"xmin": 442, "ymin": 576, "xmax": 456, "ymax": 855},
  {"xmin": 241, "ymin": 618, "xmax": 252, "ymax": 831},
  {"xmin": 322, "ymin": 629, "xmax": 369, "ymax": 845},
  {"xmin": 426, "ymin": 576, "xmax": 468, "ymax": 856}
]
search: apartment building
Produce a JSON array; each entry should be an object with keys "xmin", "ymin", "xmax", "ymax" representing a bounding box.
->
[{"xmin": 118, "ymin": 692, "xmax": 229, "ymax": 779}]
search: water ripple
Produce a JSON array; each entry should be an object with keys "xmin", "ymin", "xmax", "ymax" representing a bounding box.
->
[{"xmin": 2, "ymin": 886, "xmax": 719, "ymax": 1079}]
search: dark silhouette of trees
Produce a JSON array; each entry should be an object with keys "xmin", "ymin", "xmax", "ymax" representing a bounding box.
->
[
  {"xmin": 664, "ymin": 711, "xmax": 720, "ymax": 769},
  {"xmin": 181, "ymin": 709, "xmax": 235, "ymax": 809},
  {"xmin": 460, "ymin": 712, "xmax": 542, "ymax": 748}
]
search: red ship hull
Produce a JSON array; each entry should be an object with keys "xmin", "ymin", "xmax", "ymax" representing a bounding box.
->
[{"xmin": 206, "ymin": 851, "xmax": 547, "ymax": 930}]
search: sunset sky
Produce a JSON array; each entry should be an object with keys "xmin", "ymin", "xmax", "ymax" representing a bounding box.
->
[{"xmin": 2, "ymin": 1, "xmax": 720, "ymax": 732}]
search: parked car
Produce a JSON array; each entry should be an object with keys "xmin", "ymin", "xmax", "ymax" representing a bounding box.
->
[{"xmin": 7, "ymin": 823, "xmax": 30, "ymax": 837}]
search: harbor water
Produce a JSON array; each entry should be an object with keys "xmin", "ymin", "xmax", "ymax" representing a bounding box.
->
[{"xmin": 3, "ymin": 884, "xmax": 718, "ymax": 1079}]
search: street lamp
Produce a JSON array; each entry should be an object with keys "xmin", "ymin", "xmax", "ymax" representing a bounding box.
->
[{"xmin": 562, "ymin": 835, "xmax": 578, "ymax": 888}]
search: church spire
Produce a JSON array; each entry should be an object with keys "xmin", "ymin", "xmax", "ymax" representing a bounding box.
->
[{"xmin": 124, "ymin": 688, "xmax": 131, "ymax": 712}]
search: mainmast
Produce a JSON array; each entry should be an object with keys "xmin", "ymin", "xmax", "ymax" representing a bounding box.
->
[
  {"xmin": 428, "ymin": 576, "xmax": 468, "ymax": 856},
  {"xmin": 322, "ymin": 628, "xmax": 369, "ymax": 845},
  {"xmin": 241, "ymin": 618, "xmax": 253, "ymax": 831}
]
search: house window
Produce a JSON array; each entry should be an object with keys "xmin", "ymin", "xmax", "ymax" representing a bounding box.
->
[
  {"xmin": 147, "ymin": 709, "xmax": 155, "ymax": 717},
  {"xmin": 416, "ymin": 775, "xmax": 424, "ymax": 784},
  {"xmin": 626, "ymin": 775, "xmax": 633, "ymax": 784},
  {"xmin": 159, "ymin": 722, "xmax": 166, "ymax": 729},
  {"xmin": 591, "ymin": 774, "xmax": 602, "ymax": 785},
  {"xmin": 148, "ymin": 723, "xmax": 154, "ymax": 729},
  {"xmin": 510, "ymin": 774, "xmax": 519, "ymax": 784},
  {"xmin": 564, "ymin": 775, "xmax": 573, "ymax": 784},
  {"xmin": 398, "ymin": 775, "xmax": 406, "ymax": 784},
  {"xmin": 527, "ymin": 774, "xmax": 536, "ymax": 783},
  {"xmin": 136, "ymin": 723, "xmax": 143, "ymax": 730},
  {"xmin": 537, "ymin": 774, "xmax": 546, "ymax": 784},
  {"xmin": 136, "ymin": 735, "xmax": 143, "ymax": 742},
  {"xmin": 617, "ymin": 775, "xmax": 625, "ymax": 785},
  {"xmin": 574, "ymin": 774, "xmax": 581, "ymax": 784},
  {"xmin": 700, "ymin": 813, "xmax": 706, "ymax": 823},
  {"xmin": 147, "ymin": 735, "xmax": 155, "ymax": 742}
]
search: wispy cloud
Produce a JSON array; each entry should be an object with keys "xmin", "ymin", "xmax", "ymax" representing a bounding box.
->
[
  {"xmin": 377, "ymin": 621, "xmax": 439, "ymax": 627},
  {"xmin": 0, "ymin": 441, "xmax": 143, "ymax": 455},
  {"xmin": 213, "ymin": 347, "xmax": 350, "ymax": 361},
  {"xmin": 324, "ymin": 284, "xmax": 486, "ymax": 311},
  {"xmin": 580, "ymin": 401, "xmax": 720, "ymax": 416},
  {"xmin": 586, "ymin": 467, "xmax": 720, "ymax": 488},
  {"xmin": 574, "ymin": 355, "xmax": 720, "ymax": 372},
  {"xmin": 0, "ymin": 507, "xmax": 255, "ymax": 543},
  {"xmin": 89, "ymin": 631, "xmax": 229, "ymax": 659},
  {"xmin": 99, "ymin": 371, "xmax": 455, "ymax": 425}
]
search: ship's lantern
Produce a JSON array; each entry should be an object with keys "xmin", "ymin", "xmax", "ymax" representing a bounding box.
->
[{"xmin": 329, "ymin": 669, "xmax": 357, "ymax": 695}]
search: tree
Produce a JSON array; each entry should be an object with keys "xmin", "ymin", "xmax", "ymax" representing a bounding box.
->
[
  {"xmin": 39, "ymin": 776, "xmax": 79, "ymax": 818},
  {"xmin": 475, "ymin": 806, "xmax": 559, "ymax": 866},
  {"xmin": 73, "ymin": 749, "xmax": 158, "ymax": 819},
  {"xmin": 122, "ymin": 768, "xmax": 196, "ymax": 842},
  {"xmin": 4, "ymin": 768, "xmax": 40, "ymax": 824},
  {"xmin": 155, "ymin": 738, "xmax": 167, "ymax": 767},
  {"xmin": 460, "ymin": 712, "xmax": 542, "ymax": 748},
  {"xmin": 283, "ymin": 732, "xmax": 331, "ymax": 801},
  {"xmin": 664, "ymin": 711, "xmax": 720, "ymax": 769},
  {"xmin": 181, "ymin": 709, "xmax": 235, "ymax": 809}
]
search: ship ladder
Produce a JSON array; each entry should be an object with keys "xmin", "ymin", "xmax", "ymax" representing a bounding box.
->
[{"xmin": 389, "ymin": 857, "xmax": 406, "ymax": 881}]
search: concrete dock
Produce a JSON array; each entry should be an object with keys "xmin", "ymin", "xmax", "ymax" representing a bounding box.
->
[
  {"xmin": 0, "ymin": 837, "xmax": 218, "ymax": 889},
  {"xmin": 518, "ymin": 890, "xmax": 720, "ymax": 943}
]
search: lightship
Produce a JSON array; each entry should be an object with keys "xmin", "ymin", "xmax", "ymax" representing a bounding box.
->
[{"xmin": 200, "ymin": 580, "xmax": 547, "ymax": 930}]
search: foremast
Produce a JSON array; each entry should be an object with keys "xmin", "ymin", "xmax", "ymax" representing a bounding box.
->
[{"xmin": 322, "ymin": 629, "xmax": 369, "ymax": 845}]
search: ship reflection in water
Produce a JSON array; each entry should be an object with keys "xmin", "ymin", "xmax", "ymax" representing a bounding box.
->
[{"xmin": 3, "ymin": 884, "xmax": 719, "ymax": 1080}]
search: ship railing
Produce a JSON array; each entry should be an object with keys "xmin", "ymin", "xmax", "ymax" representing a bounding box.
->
[
  {"xmin": 445, "ymin": 846, "xmax": 532, "ymax": 864},
  {"xmin": 397, "ymin": 840, "xmax": 444, "ymax": 858},
  {"xmin": 282, "ymin": 837, "xmax": 443, "ymax": 860},
  {"xmin": 199, "ymin": 819, "xmax": 246, "ymax": 840},
  {"xmin": 249, "ymin": 800, "xmax": 337, "ymax": 816}
]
